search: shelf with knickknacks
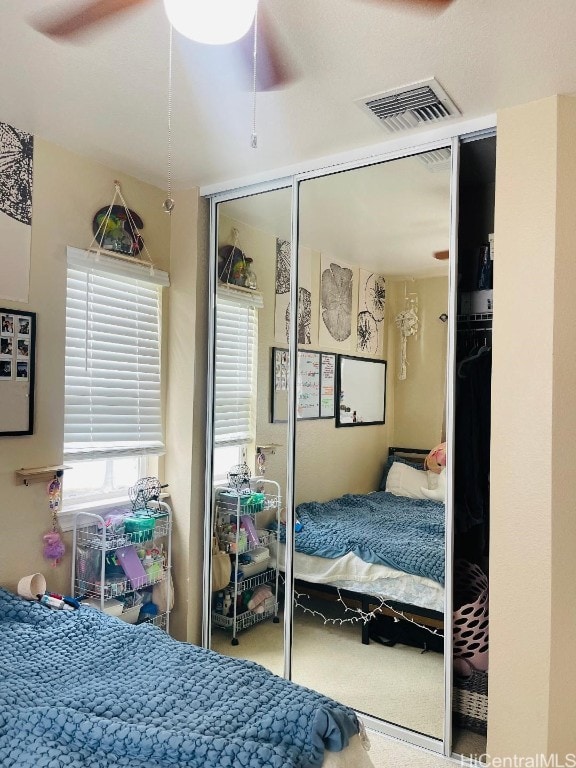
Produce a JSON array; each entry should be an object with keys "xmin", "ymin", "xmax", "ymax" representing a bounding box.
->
[{"xmin": 218, "ymin": 228, "xmax": 258, "ymax": 290}]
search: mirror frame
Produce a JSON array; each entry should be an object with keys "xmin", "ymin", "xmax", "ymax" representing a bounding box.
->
[{"xmin": 335, "ymin": 354, "xmax": 386, "ymax": 427}]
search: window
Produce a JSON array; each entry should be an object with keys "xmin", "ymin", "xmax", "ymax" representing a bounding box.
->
[
  {"xmin": 64, "ymin": 456, "xmax": 146, "ymax": 504},
  {"xmin": 213, "ymin": 287, "xmax": 262, "ymax": 449},
  {"xmin": 213, "ymin": 445, "xmax": 242, "ymax": 484},
  {"xmin": 63, "ymin": 247, "xmax": 169, "ymax": 504}
]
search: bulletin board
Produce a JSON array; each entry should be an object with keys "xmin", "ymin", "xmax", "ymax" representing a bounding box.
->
[
  {"xmin": 0, "ymin": 308, "xmax": 36, "ymax": 435},
  {"xmin": 271, "ymin": 347, "xmax": 335, "ymax": 422}
]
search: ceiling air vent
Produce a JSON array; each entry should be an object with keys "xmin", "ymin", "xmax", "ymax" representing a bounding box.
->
[
  {"xmin": 357, "ymin": 78, "xmax": 460, "ymax": 133},
  {"xmin": 418, "ymin": 147, "xmax": 452, "ymax": 173}
]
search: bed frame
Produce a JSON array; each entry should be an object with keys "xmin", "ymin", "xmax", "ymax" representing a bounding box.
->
[
  {"xmin": 294, "ymin": 580, "xmax": 444, "ymax": 645},
  {"xmin": 294, "ymin": 446, "xmax": 444, "ymax": 646}
]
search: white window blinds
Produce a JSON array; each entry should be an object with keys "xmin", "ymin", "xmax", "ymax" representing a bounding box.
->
[
  {"xmin": 214, "ymin": 287, "xmax": 262, "ymax": 447},
  {"xmin": 64, "ymin": 248, "xmax": 168, "ymax": 461}
]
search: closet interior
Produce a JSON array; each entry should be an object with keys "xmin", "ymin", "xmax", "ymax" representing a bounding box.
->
[{"xmin": 452, "ymin": 134, "xmax": 496, "ymax": 760}]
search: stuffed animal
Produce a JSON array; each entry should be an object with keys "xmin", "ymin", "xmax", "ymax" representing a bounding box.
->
[
  {"xmin": 425, "ymin": 442, "xmax": 446, "ymax": 474},
  {"xmin": 42, "ymin": 531, "xmax": 65, "ymax": 567},
  {"xmin": 421, "ymin": 467, "xmax": 447, "ymax": 502},
  {"xmin": 247, "ymin": 584, "xmax": 273, "ymax": 613}
]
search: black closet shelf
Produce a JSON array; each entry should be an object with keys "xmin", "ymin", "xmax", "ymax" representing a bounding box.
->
[{"xmin": 457, "ymin": 313, "xmax": 493, "ymax": 324}]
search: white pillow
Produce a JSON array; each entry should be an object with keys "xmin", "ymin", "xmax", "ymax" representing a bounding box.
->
[
  {"xmin": 421, "ymin": 467, "xmax": 447, "ymax": 502},
  {"xmin": 385, "ymin": 461, "xmax": 430, "ymax": 499}
]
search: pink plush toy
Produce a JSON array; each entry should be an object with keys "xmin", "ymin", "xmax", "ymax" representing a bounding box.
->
[
  {"xmin": 426, "ymin": 442, "xmax": 446, "ymax": 474},
  {"xmin": 43, "ymin": 531, "xmax": 65, "ymax": 567},
  {"xmin": 247, "ymin": 584, "xmax": 273, "ymax": 614}
]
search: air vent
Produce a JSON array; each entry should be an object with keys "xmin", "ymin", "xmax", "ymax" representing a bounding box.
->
[
  {"xmin": 419, "ymin": 147, "xmax": 452, "ymax": 172},
  {"xmin": 357, "ymin": 79, "xmax": 460, "ymax": 134}
]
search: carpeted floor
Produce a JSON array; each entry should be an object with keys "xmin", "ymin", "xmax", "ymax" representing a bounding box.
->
[
  {"xmin": 211, "ymin": 601, "xmax": 486, "ymax": 762},
  {"xmin": 211, "ymin": 601, "xmax": 445, "ymax": 738},
  {"xmin": 364, "ymin": 729, "xmax": 455, "ymax": 767}
]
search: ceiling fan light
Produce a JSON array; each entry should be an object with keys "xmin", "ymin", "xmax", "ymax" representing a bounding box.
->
[{"xmin": 163, "ymin": 0, "xmax": 258, "ymax": 45}]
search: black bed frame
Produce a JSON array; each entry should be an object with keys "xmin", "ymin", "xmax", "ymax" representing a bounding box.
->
[
  {"xmin": 293, "ymin": 446, "xmax": 444, "ymax": 646},
  {"xmin": 294, "ymin": 580, "xmax": 444, "ymax": 645}
]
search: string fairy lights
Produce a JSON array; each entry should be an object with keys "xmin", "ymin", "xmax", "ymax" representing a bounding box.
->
[{"xmin": 293, "ymin": 585, "xmax": 444, "ymax": 641}]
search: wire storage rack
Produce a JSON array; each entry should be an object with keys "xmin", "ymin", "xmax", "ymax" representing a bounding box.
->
[
  {"xmin": 71, "ymin": 501, "xmax": 172, "ymax": 633},
  {"xmin": 212, "ymin": 477, "xmax": 281, "ymax": 645}
]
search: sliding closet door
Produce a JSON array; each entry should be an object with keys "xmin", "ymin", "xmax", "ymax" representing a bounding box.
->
[
  {"xmin": 203, "ymin": 137, "xmax": 470, "ymax": 756},
  {"xmin": 290, "ymin": 151, "xmax": 453, "ymax": 746},
  {"xmin": 204, "ymin": 185, "xmax": 295, "ymax": 676}
]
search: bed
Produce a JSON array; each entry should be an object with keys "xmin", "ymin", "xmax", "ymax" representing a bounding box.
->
[
  {"xmin": 0, "ymin": 588, "xmax": 373, "ymax": 768},
  {"xmin": 271, "ymin": 448, "xmax": 445, "ymax": 644}
]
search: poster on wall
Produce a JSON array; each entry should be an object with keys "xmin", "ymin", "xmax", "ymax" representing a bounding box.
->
[
  {"xmin": 0, "ymin": 307, "xmax": 36, "ymax": 435},
  {"xmin": 274, "ymin": 240, "xmax": 313, "ymax": 345},
  {"xmin": 356, "ymin": 270, "xmax": 386, "ymax": 355},
  {"xmin": 271, "ymin": 348, "xmax": 335, "ymax": 422},
  {"xmin": 318, "ymin": 256, "xmax": 356, "ymax": 351},
  {"xmin": 320, "ymin": 352, "xmax": 336, "ymax": 418},
  {"xmin": 297, "ymin": 350, "xmax": 321, "ymax": 419},
  {"xmin": 0, "ymin": 122, "xmax": 33, "ymax": 303}
]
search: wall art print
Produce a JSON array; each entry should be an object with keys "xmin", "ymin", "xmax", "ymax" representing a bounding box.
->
[
  {"xmin": 319, "ymin": 257, "xmax": 356, "ymax": 351},
  {"xmin": 356, "ymin": 270, "xmax": 386, "ymax": 355},
  {"xmin": 274, "ymin": 240, "xmax": 313, "ymax": 345},
  {"xmin": 0, "ymin": 121, "xmax": 34, "ymax": 303}
]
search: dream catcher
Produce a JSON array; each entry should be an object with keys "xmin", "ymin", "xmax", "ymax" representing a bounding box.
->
[
  {"xmin": 129, "ymin": 477, "xmax": 168, "ymax": 513},
  {"xmin": 42, "ymin": 477, "xmax": 65, "ymax": 567},
  {"xmin": 394, "ymin": 291, "xmax": 419, "ymax": 381}
]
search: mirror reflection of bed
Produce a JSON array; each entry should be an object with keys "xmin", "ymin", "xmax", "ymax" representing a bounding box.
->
[
  {"xmin": 289, "ymin": 156, "xmax": 450, "ymax": 739},
  {"xmin": 209, "ymin": 152, "xmax": 451, "ymax": 741}
]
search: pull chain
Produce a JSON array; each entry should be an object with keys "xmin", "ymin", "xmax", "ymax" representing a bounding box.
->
[
  {"xmin": 163, "ymin": 23, "xmax": 175, "ymax": 214},
  {"xmin": 251, "ymin": 1, "xmax": 259, "ymax": 149}
]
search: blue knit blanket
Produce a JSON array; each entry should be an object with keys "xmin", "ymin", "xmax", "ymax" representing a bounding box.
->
[
  {"xmin": 284, "ymin": 491, "xmax": 444, "ymax": 585},
  {"xmin": 0, "ymin": 589, "xmax": 358, "ymax": 768}
]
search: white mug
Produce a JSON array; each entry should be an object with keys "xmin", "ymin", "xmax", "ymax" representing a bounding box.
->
[{"xmin": 17, "ymin": 573, "xmax": 47, "ymax": 600}]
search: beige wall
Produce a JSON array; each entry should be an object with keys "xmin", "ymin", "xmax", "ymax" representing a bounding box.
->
[
  {"xmin": 165, "ymin": 188, "xmax": 207, "ymax": 643},
  {"xmin": 489, "ymin": 95, "xmax": 576, "ymax": 760},
  {"xmin": 388, "ymin": 276, "xmax": 448, "ymax": 450},
  {"xmin": 0, "ymin": 137, "xmax": 170, "ymax": 597}
]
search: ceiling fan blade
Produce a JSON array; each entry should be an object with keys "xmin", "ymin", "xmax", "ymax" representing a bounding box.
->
[
  {"xmin": 235, "ymin": 3, "xmax": 299, "ymax": 91},
  {"xmin": 33, "ymin": 0, "xmax": 151, "ymax": 38},
  {"xmin": 357, "ymin": 0, "xmax": 454, "ymax": 10}
]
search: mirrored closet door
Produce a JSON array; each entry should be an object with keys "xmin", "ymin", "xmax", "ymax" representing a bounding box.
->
[
  {"xmin": 207, "ymin": 186, "xmax": 293, "ymax": 676},
  {"xmin": 290, "ymin": 153, "xmax": 451, "ymax": 741},
  {"xmin": 204, "ymin": 139, "xmax": 467, "ymax": 754}
]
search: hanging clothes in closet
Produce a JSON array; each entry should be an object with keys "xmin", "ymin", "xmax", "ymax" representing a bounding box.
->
[{"xmin": 454, "ymin": 328, "xmax": 492, "ymax": 566}]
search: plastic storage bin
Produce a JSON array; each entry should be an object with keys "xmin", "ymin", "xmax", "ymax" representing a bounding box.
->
[{"xmin": 124, "ymin": 516, "xmax": 156, "ymax": 543}]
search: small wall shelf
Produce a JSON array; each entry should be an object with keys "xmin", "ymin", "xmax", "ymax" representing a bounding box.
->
[{"xmin": 16, "ymin": 465, "xmax": 70, "ymax": 486}]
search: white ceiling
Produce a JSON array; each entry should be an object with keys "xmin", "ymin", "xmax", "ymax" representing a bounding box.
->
[
  {"xmin": 223, "ymin": 152, "xmax": 451, "ymax": 273},
  {"xmin": 2, "ymin": 0, "xmax": 576, "ymax": 190}
]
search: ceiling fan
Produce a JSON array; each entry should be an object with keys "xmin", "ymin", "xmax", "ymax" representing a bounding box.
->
[{"xmin": 33, "ymin": 0, "xmax": 454, "ymax": 91}]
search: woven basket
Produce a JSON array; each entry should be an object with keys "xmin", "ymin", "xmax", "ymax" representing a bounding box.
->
[{"xmin": 453, "ymin": 668, "xmax": 488, "ymax": 735}]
